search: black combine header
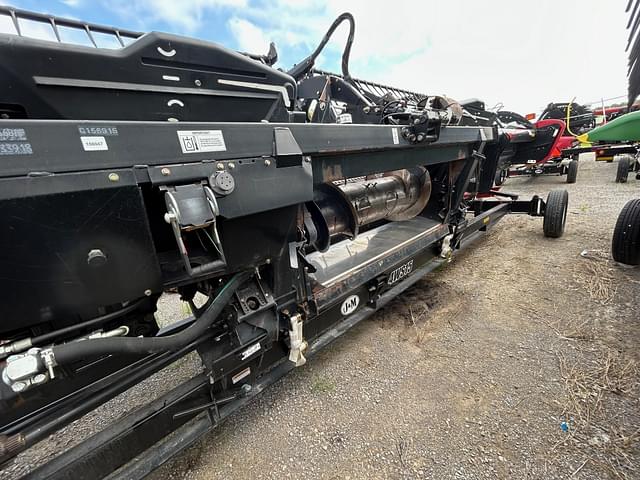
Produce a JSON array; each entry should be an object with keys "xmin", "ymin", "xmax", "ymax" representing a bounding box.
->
[{"xmin": 0, "ymin": 7, "xmax": 570, "ymax": 478}]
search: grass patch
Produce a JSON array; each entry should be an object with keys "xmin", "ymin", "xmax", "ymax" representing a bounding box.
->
[{"xmin": 311, "ymin": 375, "xmax": 336, "ymax": 394}]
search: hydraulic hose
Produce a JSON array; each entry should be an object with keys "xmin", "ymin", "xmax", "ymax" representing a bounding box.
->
[
  {"xmin": 288, "ymin": 12, "xmax": 355, "ymax": 81},
  {"xmin": 0, "ymin": 298, "xmax": 149, "ymax": 357},
  {"xmin": 51, "ymin": 271, "xmax": 251, "ymax": 365},
  {"xmin": 33, "ymin": 298, "xmax": 147, "ymax": 346}
]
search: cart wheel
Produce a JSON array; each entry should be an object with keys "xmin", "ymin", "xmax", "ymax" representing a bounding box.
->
[
  {"xmin": 494, "ymin": 169, "xmax": 507, "ymax": 186},
  {"xmin": 543, "ymin": 189, "xmax": 569, "ymax": 238},
  {"xmin": 566, "ymin": 159, "xmax": 578, "ymax": 184},
  {"xmin": 612, "ymin": 199, "xmax": 640, "ymax": 265},
  {"xmin": 616, "ymin": 156, "xmax": 630, "ymax": 183}
]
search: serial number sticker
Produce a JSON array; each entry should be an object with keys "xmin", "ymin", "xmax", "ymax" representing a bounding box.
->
[
  {"xmin": 232, "ymin": 367, "xmax": 251, "ymax": 384},
  {"xmin": 240, "ymin": 342, "xmax": 261, "ymax": 361},
  {"xmin": 78, "ymin": 126, "xmax": 119, "ymax": 136},
  {"xmin": 0, "ymin": 128, "xmax": 27, "ymax": 142},
  {"xmin": 80, "ymin": 136, "xmax": 108, "ymax": 151},
  {"xmin": 0, "ymin": 143, "xmax": 33, "ymax": 155},
  {"xmin": 387, "ymin": 259, "xmax": 414, "ymax": 285},
  {"xmin": 392, "ymin": 128, "xmax": 399, "ymax": 145},
  {"xmin": 177, "ymin": 130, "xmax": 226, "ymax": 154}
]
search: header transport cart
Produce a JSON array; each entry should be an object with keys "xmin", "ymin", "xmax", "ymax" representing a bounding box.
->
[
  {"xmin": 501, "ymin": 99, "xmax": 640, "ymax": 185},
  {"xmin": 491, "ymin": 102, "xmax": 590, "ymax": 186},
  {"xmin": 0, "ymin": 7, "xmax": 569, "ymax": 478},
  {"xmin": 497, "ymin": 118, "xmax": 578, "ymax": 185}
]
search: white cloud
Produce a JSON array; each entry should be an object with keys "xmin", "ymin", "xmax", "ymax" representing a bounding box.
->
[
  {"xmin": 227, "ymin": 17, "xmax": 270, "ymax": 53},
  {"xmin": 108, "ymin": 0, "xmax": 248, "ymax": 33},
  {"xmin": 238, "ymin": 0, "xmax": 629, "ymax": 114},
  {"xmin": 103, "ymin": 0, "xmax": 629, "ymax": 114},
  {"xmin": 60, "ymin": 0, "xmax": 82, "ymax": 7}
]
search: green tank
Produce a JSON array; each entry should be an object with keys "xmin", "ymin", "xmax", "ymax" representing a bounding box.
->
[{"xmin": 579, "ymin": 110, "xmax": 640, "ymax": 143}]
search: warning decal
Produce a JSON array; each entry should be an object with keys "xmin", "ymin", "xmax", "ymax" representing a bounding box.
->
[{"xmin": 177, "ymin": 130, "xmax": 226, "ymax": 154}]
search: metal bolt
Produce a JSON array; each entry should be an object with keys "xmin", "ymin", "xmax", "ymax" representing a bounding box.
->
[
  {"xmin": 228, "ymin": 162, "xmax": 235, "ymax": 170},
  {"xmin": 108, "ymin": 173, "xmax": 119, "ymax": 182},
  {"xmin": 217, "ymin": 162, "xmax": 225, "ymax": 171},
  {"xmin": 87, "ymin": 249, "xmax": 107, "ymax": 267},
  {"xmin": 194, "ymin": 79, "xmax": 202, "ymax": 87},
  {"xmin": 161, "ymin": 167, "xmax": 171, "ymax": 176},
  {"xmin": 265, "ymin": 258, "xmax": 271, "ymax": 264},
  {"xmin": 11, "ymin": 382, "xmax": 27, "ymax": 393},
  {"xmin": 144, "ymin": 289, "xmax": 152, "ymax": 296},
  {"xmin": 264, "ymin": 159, "xmax": 272, "ymax": 167},
  {"xmin": 304, "ymin": 156, "xmax": 311, "ymax": 163}
]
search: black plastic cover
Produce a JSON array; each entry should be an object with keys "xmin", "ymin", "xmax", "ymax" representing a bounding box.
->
[{"xmin": 0, "ymin": 31, "xmax": 296, "ymax": 122}]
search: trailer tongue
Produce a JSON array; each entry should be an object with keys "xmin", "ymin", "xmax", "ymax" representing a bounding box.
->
[{"xmin": 0, "ymin": 7, "xmax": 569, "ymax": 478}]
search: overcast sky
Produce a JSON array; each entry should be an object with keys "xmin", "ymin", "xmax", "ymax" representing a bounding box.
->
[{"xmin": 5, "ymin": 0, "xmax": 630, "ymax": 114}]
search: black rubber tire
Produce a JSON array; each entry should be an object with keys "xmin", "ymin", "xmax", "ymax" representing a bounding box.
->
[
  {"xmin": 543, "ymin": 189, "xmax": 569, "ymax": 238},
  {"xmin": 566, "ymin": 159, "xmax": 578, "ymax": 184},
  {"xmin": 494, "ymin": 169, "xmax": 506, "ymax": 186},
  {"xmin": 616, "ymin": 156, "xmax": 630, "ymax": 183},
  {"xmin": 612, "ymin": 199, "xmax": 640, "ymax": 265}
]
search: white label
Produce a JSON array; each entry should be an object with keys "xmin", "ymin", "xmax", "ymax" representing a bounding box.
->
[
  {"xmin": 232, "ymin": 367, "xmax": 251, "ymax": 384},
  {"xmin": 177, "ymin": 130, "xmax": 226, "ymax": 154},
  {"xmin": 340, "ymin": 294, "xmax": 360, "ymax": 316},
  {"xmin": 526, "ymin": 159, "xmax": 537, "ymax": 164},
  {"xmin": 240, "ymin": 342, "xmax": 261, "ymax": 360},
  {"xmin": 392, "ymin": 128, "xmax": 399, "ymax": 145},
  {"xmin": 387, "ymin": 259, "xmax": 414, "ymax": 285},
  {"xmin": 80, "ymin": 136, "xmax": 108, "ymax": 151},
  {"xmin": 337, "ymin": 113, "xmax": 352, "ymax": 124}
]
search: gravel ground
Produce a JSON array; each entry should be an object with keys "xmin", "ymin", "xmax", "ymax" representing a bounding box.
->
[{"xmin": 2, "ymin": 154, "xmax": 639, "ymax": 479}]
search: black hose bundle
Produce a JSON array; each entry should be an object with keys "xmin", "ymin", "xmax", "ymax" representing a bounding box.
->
[
  {"xmin": 52, "ymin": 271, "xmax": 252, "ymax": 365},
  {"xmin": 288, "ymin": 12, "xmax": 355, "ymax": 81}
]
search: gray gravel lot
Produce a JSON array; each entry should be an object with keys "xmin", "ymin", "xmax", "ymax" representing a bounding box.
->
[{"xmin": 2, "ymin": 154, "xmax": 639, "ymax": 480}]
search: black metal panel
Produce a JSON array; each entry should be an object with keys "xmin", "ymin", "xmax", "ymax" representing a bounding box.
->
[
  {"xmin": 217, "ymin": 206, "xmax": 299, "ymax": 273},
  {"xmin": 0, "ymin": 120, "xmax": 494, "ymax": 178},
  {"xmin": 0, "ymin": 185, "xmax": 162, "ymax": 332},
  {"xmin": 0, "ymin": 12, "xmax": 294, "ymax": 122},
  {"xmin": 311, "ymin": 145, "xmax": 472, "ymax": 183},
  {"xmin": 25, "ymin": 376, "xmax": 212, "ymax": 480},
  {"xmin": 148, "ymin": 159, "xmax": 313, "ymax": 219},
  {"xmin": 509, "ymin": 122, "xmax": 563, "ymax": 165}
]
